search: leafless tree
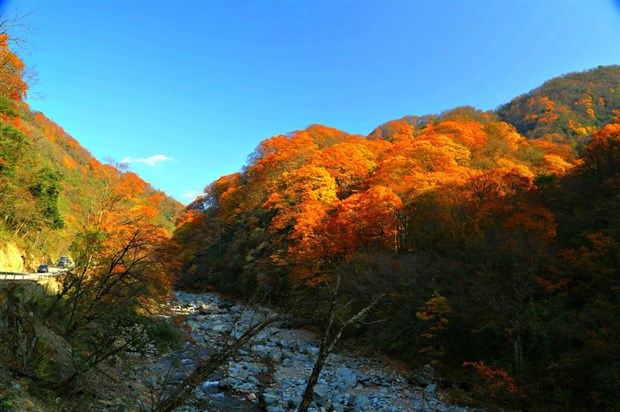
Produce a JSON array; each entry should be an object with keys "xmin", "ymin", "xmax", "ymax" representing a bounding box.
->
[
  {"xmin": 151, "ymin": 307, "xmax": 280, "ymax": 412},
  {"xmin": 298, "ymin": 273, "xmax": 384, "ymax": 412}
]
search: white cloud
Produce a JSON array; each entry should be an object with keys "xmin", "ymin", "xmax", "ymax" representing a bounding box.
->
[
  {"xmin": 181, "ymin": 190, "xmax": 200, "ymax": 199},
  {"xmin": 121, "ymin": 154, "xmax": 173, "ymax": 167}
]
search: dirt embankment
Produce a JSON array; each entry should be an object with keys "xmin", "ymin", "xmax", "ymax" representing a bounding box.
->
[{"xmin": 0, "ymin": 242, "xmax": 26, "ymax": 273}]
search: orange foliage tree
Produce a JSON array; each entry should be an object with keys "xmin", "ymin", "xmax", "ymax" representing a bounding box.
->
[{"xmin": 0, "ymin": 34, "xmax": 28, "ymax": 101}]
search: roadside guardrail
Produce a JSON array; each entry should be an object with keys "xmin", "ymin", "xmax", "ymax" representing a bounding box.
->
[{"xmin": 0, "ymin": 270, "xmax": 67, "ymax": 281}]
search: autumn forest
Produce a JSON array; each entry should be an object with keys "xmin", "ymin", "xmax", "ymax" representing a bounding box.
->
[
  {"xmin": 173, "ymin": 66, "xmax": 620, "ymax": 410},
  {"xmin": 1, "ymin": 19, "xmax": 619, "ymax": 410}
]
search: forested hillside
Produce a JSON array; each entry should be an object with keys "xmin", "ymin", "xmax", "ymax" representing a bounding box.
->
[
  {"xmin": 173, "ymin": 66, "xmax": 620, "ymax": 410},
  {"xmin": 0, "ymin": 33, "xmax": 181, "ymax": 265},
  {"xmin": 498, "ymin": 65, "xmax": 620, "ymax": 146},
  {"xmin": 0, "ymin": 31, "xmax": 187, "ymax": 410}
]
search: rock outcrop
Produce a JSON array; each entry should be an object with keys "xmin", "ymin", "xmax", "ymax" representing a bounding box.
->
[
  {"xmin": 0, "ymin": 283, "xmax": 75, "ymax": 384},
  {"xmin": 0, "ymin": 242, "xmax": 26, "ymax": 273}
]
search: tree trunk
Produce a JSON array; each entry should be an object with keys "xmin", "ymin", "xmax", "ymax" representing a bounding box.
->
[
  {"xmin": 513, "ymin": 328, "xmax": 524, "ymax": 376},
  {"xmin": 298, "ymin": 274, "xmax": 383, "ymax": 412}
]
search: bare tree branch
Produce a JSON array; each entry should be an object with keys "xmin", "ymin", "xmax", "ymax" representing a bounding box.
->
[{"xmin": 298, "ymin": 272, "xmax": 384, "ymax": 412}]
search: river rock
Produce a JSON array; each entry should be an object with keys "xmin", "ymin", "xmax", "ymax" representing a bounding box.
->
[
  {"xmin": 151, "ymin": 291, "xmax": 476, "ymax": 412},
  {"xmin": 412, "ymin": 364, "xmax": 437, "ymax": 386},
  {"xmin": 218, "ymin": 299, "xmax": 235, "ymax": 310},
  {"xmin": 263, "ymin": 391, "xmax": 278, "ymax": 405},
  {"xmin": 425, "ymin": 383, "xmax": 437, "ymax": 394},
  {"xmin": 335, "ymin": 366, "xmax": 357, "ymax": 389},
  {"xmin": 305, "ymin": 345, "xmax": 320, "ymax": 355},
  {"xmin": 313, "ymin": 383, "xmax": 329, "ymax": 405},
  {"xmin": 352, "ymin": 393, "xmax": 371, "ymax": 411},
  {"xmin": 198, "ymin": 304, "xmax": 219, "ymax": 314},
  {"xmin": 212, "ymin": 323, "xmax": 227, "ymax": 332}
]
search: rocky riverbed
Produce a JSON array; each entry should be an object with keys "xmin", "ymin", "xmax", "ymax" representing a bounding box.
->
[{"xmin": 148, "ymin": 291, "xmax": 475, "ymax": 412}]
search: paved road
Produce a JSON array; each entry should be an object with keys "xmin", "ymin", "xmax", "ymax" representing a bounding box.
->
[{"xmin": 0, "ymin": 269, "xmax": 67, "ymax": 281}]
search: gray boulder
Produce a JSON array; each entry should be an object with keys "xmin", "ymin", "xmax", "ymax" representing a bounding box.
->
[
  {"xmin": 412, "ymin": 364, "xmax": 437, "ymax": 386},
  {"xmin": 352, "ymin": 393, "xmax": 371, "ymax": 412},
  {"xmin": 335, "ymin": 366, "xmax": 358, "ymax": 389}
]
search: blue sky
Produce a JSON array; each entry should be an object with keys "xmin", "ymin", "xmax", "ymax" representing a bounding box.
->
[{"xmin": 2, "ymin": 0, "xmax": 619, "ymax": 203}]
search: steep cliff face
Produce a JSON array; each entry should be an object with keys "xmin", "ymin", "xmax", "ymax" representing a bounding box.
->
[
  {"xmin": 0, "ymin": 283, "xmax": 75, "ymax": 410},
  {"xmin": 0, "ymin": 284, "xmax": 37, "ymax": 371}
]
